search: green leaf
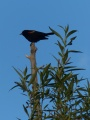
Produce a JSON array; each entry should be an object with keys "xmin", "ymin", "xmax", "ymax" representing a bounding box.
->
[
  {"xmin": 43, "ymin": 72, "xmax": 49, "ymax": 82},
  {"xmin": 66, "ymin": 30, "xmax": 77, "ymax": 38},
  {"xmin": 77, "ymin": 87, "xmax": 87, "ymax": 92},
  {"xmin": 58, "ymin": 52, "xmax": 63, "ymax": 57},
  {"xmin": 65, "ymin": 25, "xmax": 69, "ymax": 34},
  {"xmin": 61, "ymin": 73, "xmax": 73, "ymax": 82},
  {"xmin": 46, "ymin": 83, "xmax": 56, "ymax": 87},
  {"xmin": 52, "ymin": 55, "xmax": 60, "ymax": 62},
  {"xmin": 13, "ymin": 67, "xmax": 23, "ymax": 79},
  {"xmin": 23, "ymin": 105, "xmax": 29, "ymax": 117},
  {"xmin": 43, "ymin": 63, "xmax": 51, "ymax": 75},
  {"xmin": 21, "ymin": 81, "xmax": 28, "ymax": 91},
  {"xmin": 58, "ymin": 25, "xmax": 69, "ymax": 35},
  {"xmin": 64, "ymin": 66, "xmax": 77, "ymax": 69},
  {"xmin": 44, "ymin": 104, "xmax": 48, "ymax": 109},
  {"xmin": 23, "ymin": 66, "xmax": 27, "ymax": 76},
  {"xmin": 25, "ymin": 74, "xmax": 31, "ymax": 80},
  {"xmin": 49, "ymin": 27, "xmax": 63, "ymax": 41},
  {"xmin": 40, "ymin": 72, "xmax": 44, "ymax": 84},
  {"xmin": 9, "ymin": 84, "xmax": 19, "ymax": 91},
  {"xmin": 65, "ymin": 68, "xmax": 85, "ymax": 72},
  {"xmin": 57, "ymin": 41, "xmax": 64, "ymax": 53},
  {"xmin": 69, "ymin": 50, "xmax": 82, "ymax": 53},
  {"xmin": 12, "ymin": 81, "xmax": 27, "ymax": 91},
  {"xmin": 62, "ymin": 49, "xmax": 68, "ymax": 64},
  {"xmin": 67, "ymin": 36, "xmax": 77, "ymax": 45},
  {"xmin": 58, "ymin": 25, "xmax": 65, "ymax": 31},
  {"xmin": 14, "ymin": 82, "xmax": 23, "ymax": 88},
  {"xmin": 28, "ymin": 68, "xmax": 38, "ymax": 86},
  {"xmin": 65, "ymin": 79, "xmax": 74, "ymax": 98},
  {"xmin": 57, "ymin": 67, "xmax": 64, "ymax": 79},
  {"xmin": 70, "ymin": 36, "xmax": 77, "ymax": 41},
  {"xmin": 45, "ymin": 89, "xmax": 49, "ymax": 95},
  {"xmin": 44, "ymin": 78, "xmax": 52, "ymax": 86}
]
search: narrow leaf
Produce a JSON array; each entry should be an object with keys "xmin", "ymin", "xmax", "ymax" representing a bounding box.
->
[
  {"xmin": 43, "ymin": 63, "xmax": 51, "ymax": 75},
  {"xmin": 70, "ymin": 36, "xmax": 77, "ymax": 41},
  {"xmin": 66, "ymin": 30, "xmax": 77, "ymax": 38},
  {"xmin": 65, "ymin": 25, "xmax": 69, "ymax": 34},
  {"xmin": 64, "ymin": 66, "xmax": 77, "ymax": 69},
  {"xmin": 9, "ymin": 84, "xmax": 19, "ymax": 91},
  {"xmin": 28, "ymin": 68, "xmax": 38, "ymax": 86},
  {"xmin": 23, "ymin": 105, "xmax": 29, "ymax": 117},
  {"xmin": 58, "ymin": 41, "xmax": 64, "ymax": 52},
  {"xmin": 49, "ymin": 27, "xmax": 63, "ymax": 41},
  {"xmin": 67, "ymin": 36, "xmax": 77, "ymax": 45},
  {"xmin": 57, "ymin": 41, "xmax": 64, "ymax": 52},
  {"xmin": 58, "ymin": 25, "xmax": 65, "ymax": 31},
  {"xmin": 44, "ymin": 104, "xmax": 48, "ymax": 109},
  {"xmin": 61, "ymin": 73, "xmax": 73, "ymax": 82},
  {"xmin": 58, "ymin": 52, "xmax": 63, "ymax": 57},
  {"xmin": 69, "ymin": 50, "xmax": 82, "ymax": 53},
  {"xmin": 52, "ymin": 55, "xmax": 59, "ymax": 62},
  {"xmin": 45, "ymin": 89, "xmax": 49, "ymax": 95},
  {"xmin": 25, "ymin": 74, "xmax": 31, "ymax": 80},
  {"xmin": 65, "ymin": 68, "xmax": 85, "ymax": 72},
  {"xmin": 23, "ymin": 66, "xmax": 27, "ymax": 76},
  {"xmin": 13, "ymin": 67, "xmax": 23, "ymax": 79},
  {"xmin": 62, "ymin": 49, "xmax": 68, "ymax": 64}
]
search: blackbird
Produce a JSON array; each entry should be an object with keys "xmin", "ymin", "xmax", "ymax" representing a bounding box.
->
[{"xmin": 20, "ymin": 30, "xmax": 54, "ymax": 42}]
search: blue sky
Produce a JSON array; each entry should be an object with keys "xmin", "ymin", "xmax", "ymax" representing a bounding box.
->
[{"xmin": 0, "ymin": 0, "xmax": 90, "ymax": 119}]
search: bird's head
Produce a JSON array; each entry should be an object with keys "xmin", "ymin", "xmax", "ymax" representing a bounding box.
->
[
  {"xmin": 20, "ymin": 30, "xmax": 27, "ymax": 36},
  {"xmin": 20, "ymin": 30, "xmax": 35, "ymax": 36}
]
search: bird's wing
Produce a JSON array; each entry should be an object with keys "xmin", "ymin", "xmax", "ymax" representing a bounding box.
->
[{"xmin": 27, "ymin": 30, "xmax": 35, "ymax": 34}]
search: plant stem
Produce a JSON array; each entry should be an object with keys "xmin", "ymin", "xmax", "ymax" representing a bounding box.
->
[{"xmin": 27, "ymin": 43, "xmax": 42, "ymax": 120}]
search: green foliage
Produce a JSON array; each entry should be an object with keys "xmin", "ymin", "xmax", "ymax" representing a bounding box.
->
[
  {"xmin": 10, "ymin": 67, "xmax": 31, "ymax": 92},
  {"xmin": 12, "ymin": 25, "xmax": 90, "ymax": 120}
]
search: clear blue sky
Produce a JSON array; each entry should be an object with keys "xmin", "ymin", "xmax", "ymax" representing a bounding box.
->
[{"xmin": 0, "ymin": 0, "xmax": 90, "ymax": 119}]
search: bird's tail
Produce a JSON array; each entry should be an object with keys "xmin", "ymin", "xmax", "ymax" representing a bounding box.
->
[{"xmin": 46, "ymin": 32, "xmax": 54, "ymax": 35}]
